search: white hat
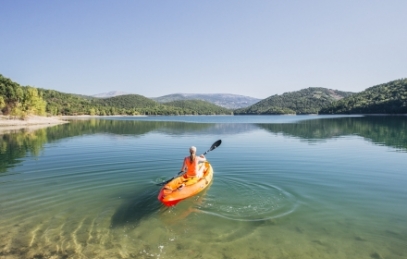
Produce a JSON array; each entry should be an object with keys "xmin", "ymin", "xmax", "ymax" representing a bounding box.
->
[{"xmin": 189, "ymin": 146, "xmax": 197, "ymax": 153}]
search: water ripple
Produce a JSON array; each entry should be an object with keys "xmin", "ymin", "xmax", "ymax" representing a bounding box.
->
[{"xmin": 197, "ymin": 176, "xmax": 298, "ymax": 221}]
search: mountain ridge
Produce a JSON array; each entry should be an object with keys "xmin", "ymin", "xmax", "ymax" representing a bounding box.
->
[
  {"xmin": 2, "ymin": 73, "xmax": 406, "ymax": 116},
  {"xmin": 319, "ymin": 78, "xmax": 407, "ymax": 114},
  {"xmin": 92, "ymin": 91, "xmax": 131, "ymax": 98},
  {"xmin": 235, "ymin": 87, "xmax": 354, "ymax": 115},
  {"xmin": 152, "ymin": 93, "xmax": 261, "ymax": 109},
  {"xmin": 91, "ymin": 92, "xmax": 261, "ymax": 109}
]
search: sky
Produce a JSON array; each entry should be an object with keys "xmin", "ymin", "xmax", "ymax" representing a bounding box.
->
[{"xmin": 1, "ymin": 1, "xmax": 406, "ymax": 99}]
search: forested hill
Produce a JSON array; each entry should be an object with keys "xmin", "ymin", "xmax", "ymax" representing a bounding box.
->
[
  {"xmin": 38, "ymin": 88, "xmax": 98, "ymax": 115},
  {"xmin": 234, "ymin": 88, "xmax": 354, "ymax": 115},
  {"xmin": 38, "ymin": 90, "xmax": 165, "ymax": 115},
  {"xmin": 41, "ymin": 91, "xmax": 232, "ymax": 116},
  {"xmin": 153, "ymin": 93, "xmax": 261, "ymax": 109},
  {"xmin": 163, "ymin": 100, "xmax": 232, "ymax": 114},
  {"xmin": 0, "ymin": 74, "xmax": 232, "ymax": 116},
  {"xmin": 319, "ymin": 79, "xmax": 407, "ymax": 114},
  {"xmin": 98, "ymin": 94, "xmax": 158, "ymax": 109},
  {"xmin": 97, "ymin": 95, "xmax": 232, "ymax": 115},
  {"xmin": 3, "ymin": 73, "xmax": 406, "ymax": 117}
]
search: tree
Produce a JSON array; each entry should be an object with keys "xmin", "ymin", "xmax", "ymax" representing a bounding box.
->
[
  {"xmin": 0, "ymin": 96, "xmax": 5, "ymax": 113},
  {"xmin": 23, "ymin": 87, "xmax": 47, "ymax": 115},
  {"xmin": 89, "ymin": 108, "xmax": 96, "ymax": 116}
]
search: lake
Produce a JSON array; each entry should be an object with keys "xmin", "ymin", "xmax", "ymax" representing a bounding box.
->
[{"xmin": 0, "ymin": 115, "xmax": 406, "ymax": 259}]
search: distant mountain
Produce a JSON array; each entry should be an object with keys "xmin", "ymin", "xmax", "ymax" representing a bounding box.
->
[
  {"xmin": 319, "ymin": 79, "xmax": 407, "ymax": 114},
  {"xmin": 234, "ymin": 88, "xmax": 354, "ymax": 115},
  {"xmin": 152, "ymin": 93, "xmax": 261, "ymax": 109},
  {"xmin": 92, "ymin": 91, "xmax": 131, "ymax": 98},
  {"xmin": 163, "ymin": 100, "xmax": 232, "ymax": 114}
]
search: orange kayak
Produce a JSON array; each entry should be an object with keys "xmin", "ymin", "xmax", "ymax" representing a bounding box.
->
[{"xmin": 158, "ymin": 161, "xmax": 213, "ymax": 206}]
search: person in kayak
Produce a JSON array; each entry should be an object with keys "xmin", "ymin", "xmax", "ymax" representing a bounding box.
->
[
  {"xmin": 181, "ymin": 146, "xmax": 206, "ymax": 179},
  {"xmin": 162, "ymin": 146, "xmax": 208, "ymax": 191}
]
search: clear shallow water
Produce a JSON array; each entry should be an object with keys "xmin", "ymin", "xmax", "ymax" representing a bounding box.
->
[{"xmin": 0, "ymin": 115, "xmax": 406, "ymax": 259}]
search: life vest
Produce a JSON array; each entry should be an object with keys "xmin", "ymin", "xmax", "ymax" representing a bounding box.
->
[{"xmin": 183, "ymin": 156, "xmax": 198, "ymax": 177}]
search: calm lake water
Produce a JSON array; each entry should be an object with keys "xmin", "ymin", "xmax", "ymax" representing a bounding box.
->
[{"xmin": 0, "ymin": 115, "xmax": 406, "ymax": 259}]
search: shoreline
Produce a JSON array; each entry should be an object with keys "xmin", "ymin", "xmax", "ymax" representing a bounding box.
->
[
  {"xmin": 0, "ymin": 115, "xmax": 69, "ymax": 126},
  {"xmin": 0, "ymin": 115, "xmax": 69, "ymax": 134},
  {"xmin": 1, "ymin": 113, "xmax": 405, "ymax": 134}
]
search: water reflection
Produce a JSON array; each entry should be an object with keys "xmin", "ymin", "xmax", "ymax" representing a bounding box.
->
[
  {"xmin": 1, "ymin": 116, "xmax": 406, "ymax": 259},
  {"xmin": 0, "ymin": 128, "xmax": 48, "ymax": 173},
  {"xmin": 257, "ymin": 116, "xmax": 407, "ymax": 151},
  {"xmin": 1, "ymin": 116, "xmax": 406, "ymax": 173}
]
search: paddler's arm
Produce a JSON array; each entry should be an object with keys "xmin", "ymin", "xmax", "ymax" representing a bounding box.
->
[
  {"xmin": 198, "ymin": 154, "xmax": 206, "ymax": 162},
  {"xmin": 180, "ymin": 157, "xmax": 187, "ymax": 173}
]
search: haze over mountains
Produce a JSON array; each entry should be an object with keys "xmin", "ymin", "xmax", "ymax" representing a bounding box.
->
[
  {"xmin": 152, "ymin": 94, "xmax": 261, "ymax": 109},
  {"xmin": 91, "ymin": 91, "xmax": 131, "ymax": 98}
]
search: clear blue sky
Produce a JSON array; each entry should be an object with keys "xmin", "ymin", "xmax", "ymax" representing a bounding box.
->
[{"xmin": 1, "ymin": 1, "xmax": 406, "ymax": 99}]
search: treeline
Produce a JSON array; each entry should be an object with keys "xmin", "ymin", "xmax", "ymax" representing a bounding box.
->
[
  {"xmin": 234, "ymin": 88, "xmax": 354, "ymax": 115},
  {"xmin": 320, "ymin": 79, "xmax": 407, "ymax": 114},
  {"xmin": 0, "ymin": 75, "xmax": 46, "ymax": 117},
  {"xmin": 0, "ymin": 74, "xmax": 232, "ymax": 117},
  {"xmin": 2, "ymin": 73, "xmax": 406, "ymax": 117}
]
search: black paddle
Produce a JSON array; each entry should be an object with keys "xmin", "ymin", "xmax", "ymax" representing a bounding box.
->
[{"xmin": 156, "ymin": 139, "xmax": 222, "ymax": 186}]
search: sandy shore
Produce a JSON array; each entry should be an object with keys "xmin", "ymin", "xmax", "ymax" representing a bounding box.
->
[{"xmin": 0, "ymin": 115, "xmax": 69, "ymax": 134}]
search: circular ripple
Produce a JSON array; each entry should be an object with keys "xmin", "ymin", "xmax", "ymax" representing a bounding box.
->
[{"xmin": 196, "ymin": 176, "xmax": 298, "ymax": 221}]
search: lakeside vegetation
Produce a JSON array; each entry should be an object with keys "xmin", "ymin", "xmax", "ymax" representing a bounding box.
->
[
  {"xmin": 0, "ymin": 74, "xmax": 231, "ymax": 117},
  {"xmin": 0, "ymin": 75, "xmax": 46, "ymax": 118}
]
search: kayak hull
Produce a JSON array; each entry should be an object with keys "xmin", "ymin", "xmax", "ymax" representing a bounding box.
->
[{"xmin": 158, "ymin": 161, "xmax": 213, "ymax": 206}]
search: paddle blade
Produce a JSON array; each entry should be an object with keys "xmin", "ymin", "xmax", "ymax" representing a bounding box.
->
[
  {"xmin": 210, "ymin": 139, "xmax": 222, "ymax": 151},
  {"xmin": 203, "ymin": 139, "xmax": 222, "ymax": 155}
]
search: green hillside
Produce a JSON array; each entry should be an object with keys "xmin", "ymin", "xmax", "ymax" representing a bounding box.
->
[
  {"xmin": 234, "ymin": 87, "xmax": 354, "ymax": 115},
  {"xmin": 0, "ymin": 74, "xmax": 232, "ymax": 116},
  {"xmin": 3, "ymin": 73, "xmax": 406, "ymax": 116},
  {"xmin": 98, "ymin": 94, "xmax": 159, "ymax": 109},
  {"xmin": 163, "ymin": 100, "xmax": 232, "ymax": 114},
  {"xmin": 320, "ymin": 79, "xmax": 407, "ymax": 114},
  {"xmin": 38, "ymin": 88, "xmax": 97, "ymax": 115}
]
